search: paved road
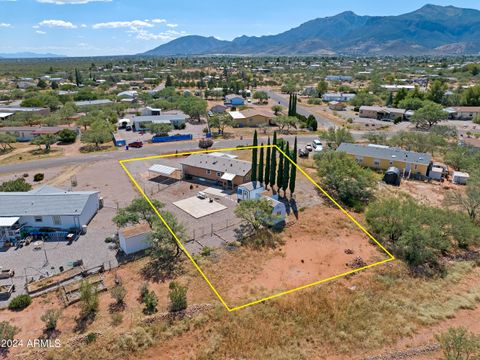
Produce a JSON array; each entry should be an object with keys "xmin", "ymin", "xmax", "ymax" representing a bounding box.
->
[
  {"xmin": 0, "ymin": 135, "xmax": 319, "ymax": 175},
  {"xmin": 266, "ymin": 90, "xmax": 335, "ymax": 129}
]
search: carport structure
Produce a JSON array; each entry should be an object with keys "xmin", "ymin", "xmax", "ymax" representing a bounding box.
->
[{"xmin": 148, "ymin": 164, "xmax": 182, "ymax": 180}]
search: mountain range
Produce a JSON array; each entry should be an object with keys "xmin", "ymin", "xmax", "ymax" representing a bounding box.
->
[
  {"xmin": 144, "ymin": 4, "xmax": 480, "ymax": 56},
  {"xmin": 0, "ymin": 52, "xmax": 66, "ymax": 59}
]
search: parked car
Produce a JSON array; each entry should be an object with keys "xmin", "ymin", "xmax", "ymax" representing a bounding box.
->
[
  {"xmin": 197, "ymin": 191, "xmax": 207, "ymax": 199},
  {"xmin": 298, "ymin": 149, "xmax": 309, "ymax": 158},
  {"xmin": 128, "ymin": 141, "xmax": 143, "ymax": 148},
  {"xmin": 125, "ymin": 125, "xmax": 132, "ymax": 131},
  {"xmin": 312, "ymin": 139, "xmax": 323, "ymax": 152},
  {"xmin": 305, "ymin": 144, "xmax": 313, "ymax": 152}
]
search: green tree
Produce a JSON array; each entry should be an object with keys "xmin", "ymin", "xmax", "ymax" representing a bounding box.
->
[
  {"xmin": 208, "ymin": 113, "xmax": 234, "ymax": 134},
  {"xmin": 411, "ymin": 101, "xmax": 446, "ymax": 129},
  {"xmin": 316, "ymin": 80, "xmax": 328, "ymax": 97},
  {"xmin": 398, "ymin": 97, "xmax": 425, "ymax": 110},
  {"xmin": 235, "ymin": 198, "xmax": 280, "ymax": 230},
  {"xmin": 282, "ymin": 142, "xmax": 290, "ymax": 194},
  {"xmin": 80, "ymin": 120, "xmax": 114, "ymax": 150},
  {"xmin": 0, "ymin": 133, "xmax": 16, "ymax": 152},
  {"xmin": 75, "ymin": 68, "xmax": 83, "ymax": 86},
  {"xmin": 436, "ymin": 327, "xmax": 480, "ymax": 360},
  {"xmin": 289, "ymin": 137, "xmax": 297, "ymax": 195},
  {"xmin": 179, "ymin": 97, "xmax": 207, "ymax": 121},
  {"xmin": 258, "ymin": 144, "xmax": 264, "ymax": 184},
  {"xmin": 165, "ymin": 74, "xmax": 173, "ymax": 87},
  {"xmin": 41, "ymin": 309, "xmax": 62, "ymax": 332},
  {"xmin": 251, "ymin": 130, "xmax": 258, "ymax": 182},
  {"xmin": 316, "ymin": 151, "xmax": 376, "ymax": 208},
  {"xmin": 168, "ymin": 281, "xmax": 188, "ymax": 312},
  {"xmin": 276, "ymin": 142, "xmax": 284, "ymax": 190},
  {"xmin": 444, "ymin": 145, "xmax": 477, "ymax": 171},
  {"xmin": 57, "ymin": 128, "xmax": 77, "ymax": 144},
  {"xmin": 253, "ymin": 91, "xmax": 268, "ymax": 104},
  {"xmin": 275, "ymin": 115, "xmax": 297, "ymax": 134},
  {"xmin": 150, "ymin": 123, "xmax": 172, "ymax": 137},
  {"xmin": 0, "ymin": 178, "xmax": 32, "ymax": 192},
  {"xmin": 393, "ymin": 88, "xmax": 408, "ymax": 107},
  {"xmin": 37, "ymin": 79, "xmax": 47, "ymax": 89},
  {"xmin": 270, "ymin": 132, "xmax": 277, "ymax": 189},
  {"xmin": 319, "ymin": 127, "xmax": 354, "ymax": 148},
  {"xmin": 113, "ymin": 198, "xmax": 165, "ymax": 228},
  {"xmin": 142, "ymin": 290, "xmax": 158, "ymax": 315},
  {"xmin": 445, "ymin": 180, "xmax": 480, "ymax": 223},
  {"xmin": 427, "ymin": 80, "xmax": 447, "ymax": 104},
  {"xmin": 264, "ymin": 137, "xmax": 271, "ymax": 188},
  {"xmin": 350, "ymin": 91, "xmax": 376, "ymax": 107},
  {"xmin": 271, "ymin": 104, "xmax": 283, "ymax": 116},
  {"xmin": 31, "ymin": 134, "xmax": 58, "ymax": 153},
  {"xmin": 79, "ymin": 281, "xmax": 99, "ymax": 319}
]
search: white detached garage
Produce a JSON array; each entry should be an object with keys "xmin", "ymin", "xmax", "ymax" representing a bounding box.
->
[{"xmin": 119, "ymin": 223, "xmax": 151, "ymax": 255}]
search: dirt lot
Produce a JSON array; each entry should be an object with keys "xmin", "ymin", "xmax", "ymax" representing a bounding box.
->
[{"xmin": 200, "ymin": 205, "xmax": 388, "ymax": 308}]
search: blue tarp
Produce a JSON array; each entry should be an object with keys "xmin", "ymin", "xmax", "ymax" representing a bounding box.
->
[{"xmin": 151, "ymin": 134, "xmax": 193, "ymax": 143}]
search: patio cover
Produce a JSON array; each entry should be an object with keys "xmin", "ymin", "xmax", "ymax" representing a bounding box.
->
[
  {"xmin": 149, "ymin": 164, "xmax": 177, "ymax": 176},
  {"xmin": 0, "ymin": 217, "xmax": 20, "ymax": 227},
  {"xmin": 221, "ymin": 173, "xmax": 236, "ymax": 181}
]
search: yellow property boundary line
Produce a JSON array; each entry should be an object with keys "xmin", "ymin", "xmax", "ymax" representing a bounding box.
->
[{"xmin": 119, "ymin": 145, "xmax": 395, "ymax": 312}]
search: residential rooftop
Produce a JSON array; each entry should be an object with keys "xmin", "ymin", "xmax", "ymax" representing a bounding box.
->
[
  {"xmin": 337, "ymin": 143, "xmax": 432, "ymax": 165},
  {"xmin": 180, "ymin": 153, "xmax": 251, "ymax": 177}
]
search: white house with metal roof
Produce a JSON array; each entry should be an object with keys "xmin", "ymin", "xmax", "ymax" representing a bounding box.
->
[{"xmin": 0, "ymin": 185, "xmax": 100, "ymax": 245}]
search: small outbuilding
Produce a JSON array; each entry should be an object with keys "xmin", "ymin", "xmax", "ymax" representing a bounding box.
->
[
  {"xmin": 452, "ymin": 171, "xmax": 470, "ymax": 185},
  {"xmin": 383, "ymin": 167, "xmax": 401, "ymax": 186},
  {"xmin": 237, "ymin": 181, "xmax": 265, "ymax": 201},
  {"xmin": 119, "ymin": 223, "xmax": 151, "ymax": 255}
]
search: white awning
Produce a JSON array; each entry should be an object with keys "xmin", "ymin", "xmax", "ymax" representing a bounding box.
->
[
  {"xmin": 221, "ymin": 173, "xmax": 236, "ymax": 181},
  {"xmin": 0, "ymin": 217, "xmax": 20, "ymax": 227},
  {"xmin": 149, "ymin": 164, "xmax": 177, "ymax": 176}
]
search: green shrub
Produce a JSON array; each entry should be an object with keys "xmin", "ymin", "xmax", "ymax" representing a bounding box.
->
[
  {"xmin": 41, "ymin": 309, "xmax": 61, "ymax": 331},
  {"xmin": 142, "ymin": 290, "xmax": 158, "ymax": 315},
  {"xmin": 8, "ymin": 295, "xmax": 32, "ymax": 311},
  {"xmin": 169, "ymin": 281, "xmax": 188, "ymax": 312},
  {"xmin": 33, "ymin": 173, "xmax": 44, "ymax": 182},
  {"xmin": 436, "ymin": 327, "xmax": 480, "ymax": 360},
  {"xmin": 0, "ymin": 321, "xmax": 19, "ymax": 345},
  {"xmin": 57, "ymin": 128, "xmax": 77, "ymax": 143},
  {"xmin": 85, "ymin": 332, "xmax": 97, "ymax": 344}
]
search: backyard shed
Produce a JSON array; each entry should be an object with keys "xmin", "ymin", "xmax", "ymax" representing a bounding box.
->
[
  {"xmin": 119, "ymin": 223, "xmax": 151, "ymax": 255},
  {"xmin": 148, "ymin": 164, "xmax": 182, "ymax": 180},
  {"xmin": 237, "ymin": 181, "xmax": 265, "ymax": 201},
  {"xmin": 452, "ymin": 171, "xmax": 470, "ymax": 185}
]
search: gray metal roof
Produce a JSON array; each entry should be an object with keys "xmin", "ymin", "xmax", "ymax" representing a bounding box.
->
[
  {"xmin": 337, "ymin": 143, "xmax": 432, "ymax": 165},
  {"xmin": 133, "ymin": 114, "xmax": 187, "ymax": 123},
  {"xmin": 74, "ymin": 99, "xmax": 113, "ymax": 107},
  {"xmin": 180, "ymin": 154, "xmax": 252, "ymax": 177},
  {"xmin": 238, "ymin": 181, "xmax": 264, "ymax": 191},
  {"xmin": 0, "ymin": 186, "xmax": 99, "ymax": 217}
]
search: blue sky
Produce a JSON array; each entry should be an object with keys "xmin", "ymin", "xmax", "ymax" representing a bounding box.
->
[{"xmin": 0, "ymin": 0, "xmax": 479, "ymax": 56}]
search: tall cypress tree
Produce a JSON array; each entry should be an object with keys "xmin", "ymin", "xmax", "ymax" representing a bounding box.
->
[
  {"xmin": 282, "ymin": 141, "xmax": 290, "ymax": 194},
  {"xmin": 276, "ymin": 142, "xmax": 284, "ymax": 190},
  {"xmin": 292, "ymin": 94, "xmax": 297, "ymax": 115},
  {"xmin": 288, "ymin": 94, "xmax": 292, "ymax": 116},
  {"xmin": 264, "ymin": 137, "xmax": 271, "ymax": 188},
  {"xmin": 258, "ymin": 144, "xmax": 264, "ymax": 184},
  {"xmin": 289, "ymin": 137, "xmax": 298, "ymax": 195},
  {"xmin": 270, "ymin": 132, "xmax": 277, "ymax": 190},
  {"xmin": 251, "ymin": 130, "xmax": 258, "ymax": 182}
]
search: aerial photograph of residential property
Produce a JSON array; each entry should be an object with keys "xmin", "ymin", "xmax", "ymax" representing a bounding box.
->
[{"xmin": 1, "ymin": 1, "xmax": 480, "ymax": 359}]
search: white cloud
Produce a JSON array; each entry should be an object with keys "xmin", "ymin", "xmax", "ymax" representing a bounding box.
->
[
  {"xmin": 131, "ymin": 29, "xmax": 186, "ymax": 41},
  {"xmin": 0, "ymin": 23, "xmax": 11, "ymax": 28},
  {"xmin": 38, "ymin": 19, "xmax": 77, "ymax": 28},
  {"xmin": 36, "ymin": 0, "xmax": 111, "ymax": 4},
  {"xmin": 36, "ymin": 30, "xmax": 47, "ymax": 34},
  {"xmin": 151, "ymin": 19, "xmax": 166, "ymax": 24},
  {"xmin": 92, "ymin": 20, "xmax": 153, "ymax": 29},
  {"xmin": 80, "ymin": 24, "xmax": 87, "ymax": 28},
  {"xmin": 166, "ymin": 23, "xmax": 178, "ymax": 28}
]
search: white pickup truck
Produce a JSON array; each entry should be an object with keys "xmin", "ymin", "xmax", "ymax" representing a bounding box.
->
[{"xmin": 312, "ymin": 139, "xmax": 323, "ymax": 152}]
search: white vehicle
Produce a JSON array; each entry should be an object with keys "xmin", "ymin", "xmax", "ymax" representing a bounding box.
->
[
  {"xmin": 197, "ymin": 191, "xmax": 207, "ymax": 199},
  {"xmin": 305, "ymin": 144, "xmax": 313, "ymax": 152},
  {"xmin": 312, "ymin": 139, "xmax": 323, "ymax": 152}
]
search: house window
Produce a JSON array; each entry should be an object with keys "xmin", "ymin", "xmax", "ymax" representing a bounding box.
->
[
  {"xmin": 414, "ymin": 164, "xmax": 418, "ymax": 170},
  {"xmin": 355, "ymin": 157, "xmax": 363, "ymax": 164},
  {"xmin": 374, "ymin": 160, "xmax": 381, "ymax": 167},
  {"xmin": 206, "ymin": 170, "xmax": 211, "ymax": 175},
  {"xmin": 34, "ymin": 216, "xmax": 43, "ymax": 223},
  {"xmin": 217, "ymin": 172, "xmax": 222, "ymax": 177},
  {"xmin": 389, "ymin": 161, "xmax": 394, "ymax": 165},
  {"xmin": 53, "ymin": 216, "xmax": 61, "ymax": 226}
]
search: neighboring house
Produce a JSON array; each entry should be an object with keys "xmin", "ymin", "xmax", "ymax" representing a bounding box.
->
[
  {"xmin": 381, "ymin": 85, "xmax": 416, "ymax": 92},
  {"xmin": 210, "ymin": 105, "xmax": 227, "ymax": 114},
  {"xmin": 142, "ymin": 106, "xmax": 162, "ymax": 116},
  {"xmin": 118, "ymin": 223, "xmax": 151, "ymax": 255},
  {"xmin": 224, "ymin": 94, "xmax": 245, "ymax": 107},
  {"xmin": 337, "ymin": 143, "xmax": 433, "ymax": 178},
  {"xmin": 328, "ymin": 101, "xmax": 346, "ymax": 111},
  {"xmin": 0, "ymin": 126, "xmax": 62, "ymax": 141},
  {"xmin": 74, "ymin": 99, "xmax": 113, "ymax": 108},
  {"xmin": 236, "ymin": 181, "xmax": 287, "ymax": 225},
  {"xmin": 132, "ymin": 111, "xmax": 187, "ymax": 130},
  {"xmin": 0, "ymin": 185, "xmax": 100, "ymax": 245},
  {"xmin": 117, "ymin": 90, "xmax": 138, "ymax": 100},
  {"xmin": 0, "ymin": 106, "xmax": 50, "ymax": 116},
  {"xmin": 325, "ymin": 75, "xmax": 353, "ymax": 82},
  {"xmin": 445, "ymin": 107, "xmax": 480, "ymax": 120},
  {"xmin": 181, "ymin": 153, "xmax": 252, "ymax": 189},
  {"xmin": 322, "ymin": 93, "xmax": 356, "ymax": 102},
  {"xmin": 359, "ymin": 106, "xmax": 408, "ymax": 121},
  {"xmin": 0, "ymin": 112, "xmax": 14, "ymax": 121},
  {"xmin": 228, "ymin": 109, "xmax": 274, "ymax": 127}
]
